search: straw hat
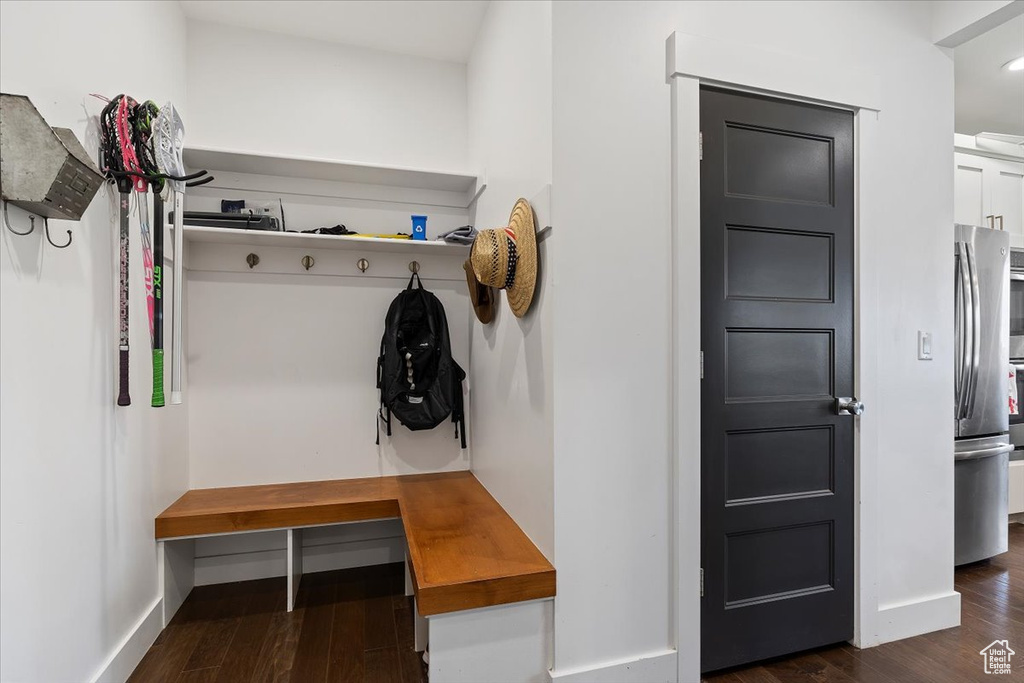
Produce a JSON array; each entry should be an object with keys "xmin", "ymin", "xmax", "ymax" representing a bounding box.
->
[
  {"xmin": 470, "ymin": 198, "xmax": 538, "ymax": 318},
  {"xmin": 463, "ymin": 259, "xmax": 495, "ymax": 324}
]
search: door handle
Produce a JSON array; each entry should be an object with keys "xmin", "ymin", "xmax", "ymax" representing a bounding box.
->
[
  {"xmin": 954, "ymin": 443, "xmax": 1014, "ymax": 460},
  {"xmin": 955, "ymin": 242, "xmax": 972, "ymax": 419},
  {"xmin": 965, "ymin": 241, "xmax": 981, "ymax": 418},
  {"xmin": 835, "ymin": 397, "xmax": 865, "ymax": 416}
]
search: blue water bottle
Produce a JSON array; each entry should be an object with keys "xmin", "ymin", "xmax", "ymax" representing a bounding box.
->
[{"xmin": 411, "ymin": 215, "xmax": 427, "ymax": 241}]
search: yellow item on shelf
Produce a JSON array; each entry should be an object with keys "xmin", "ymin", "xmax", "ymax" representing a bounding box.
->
[{"xmin": 352, "ymin": 233, "xmax": 411, "ymax": 240}]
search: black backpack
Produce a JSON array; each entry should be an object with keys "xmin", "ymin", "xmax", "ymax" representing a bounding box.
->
[{"xmin": 377, "ymin": 273, "xmax": 466, "ymax": 448}]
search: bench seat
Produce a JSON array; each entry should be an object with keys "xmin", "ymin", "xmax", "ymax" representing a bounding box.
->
[{"xmin": 155, "ymin": 470, "xmax": 555, "ymax": 615}]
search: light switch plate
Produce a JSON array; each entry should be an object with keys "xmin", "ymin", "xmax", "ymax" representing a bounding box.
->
[{"xmin": 918, "ymin": 331, "xmax": 933, "ymax": 360}]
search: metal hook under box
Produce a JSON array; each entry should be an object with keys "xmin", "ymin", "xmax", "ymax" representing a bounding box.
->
[
  {"xmin": 409, "ymin": 261, "xmax": 420, "ymax": 274},
  {"xmin": 357, "ymin": 258, "xmax": 369, "ymax": 273},
  {"xmin": 246, "ymin": 253, "xmax": 260, "ymax": 269},
  {"xmin": 3, "ymin": 201, "xmax": 36, "ymax": 236},
  {"xmin": 3, "ymin": 200, "xmax": 73, "ymax": 248},
  {"xmin": 45, "ymin": 221, "xmax": 72, "ymax": 248},
  {"xmin": 301, "ymin": 255, "xmax": 315, "ymax": 271}
]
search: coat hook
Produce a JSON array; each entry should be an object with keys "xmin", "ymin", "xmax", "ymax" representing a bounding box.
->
[
  {"xmin": 44, "ymin": 219, "xmax": 72, "ymax": 248},
  {"xmin": 246, "ymin": 253, "xmax": 260, "ymax": 269},
  {"xmin": 357, "ymin": 258, "xmax": 369, "ymax": 273},
  {"xmin": 301, "ymin": 255, "xmax": 315, "ymax": 271},
  {"xmin": 409, "ymin": 261, "xmax": 420, "ymax": 274},
  {"xmin": 3, "ymin": 201, "xmax": 36, "ymax": 236}
]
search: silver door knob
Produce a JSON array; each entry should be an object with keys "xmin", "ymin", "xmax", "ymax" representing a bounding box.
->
[{"xmin": 835, "ymin": 397, "xmax": 864, "ymax": 416}]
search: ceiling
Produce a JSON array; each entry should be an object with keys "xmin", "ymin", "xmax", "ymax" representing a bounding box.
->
[
  {"xmin": 954, "ymin": 13, "xmax": 1024, "ymax": 136},
  {"xmin": 180, "ymin": 0, "xmax": 489, "ymax": 63}
]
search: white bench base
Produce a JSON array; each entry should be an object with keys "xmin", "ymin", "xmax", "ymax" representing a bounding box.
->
[
  {"xmin": 158, "ymin": 534, "xmax": 553, "ymax": 683},
  {"xmin": 428, "ymin": 599, "xmax": 553, "ymax": 683}
]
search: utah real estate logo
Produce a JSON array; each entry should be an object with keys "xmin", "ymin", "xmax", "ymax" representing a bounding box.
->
[{"xmin": 980, "ymin": 640, "xmax": 1015, "ymax": 675}]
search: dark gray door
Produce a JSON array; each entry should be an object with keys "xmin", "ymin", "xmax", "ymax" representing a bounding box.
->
[{"xmin": 700, "ymin": 87, "xmax": 855, "ymax": 673}]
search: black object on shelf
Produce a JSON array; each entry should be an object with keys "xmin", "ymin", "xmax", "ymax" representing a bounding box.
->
[
  {"xmin": 170, "ymin": 211, "xmax": 280, "ymax": 231},
  {"xmin": 301, "ymin": 224, "xmax": 356, "ymax": 236}
]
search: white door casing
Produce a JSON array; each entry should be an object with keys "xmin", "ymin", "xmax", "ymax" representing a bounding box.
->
[{"xmin": 667, "ymin": 30, "xmax": 884, "ymax": 682}]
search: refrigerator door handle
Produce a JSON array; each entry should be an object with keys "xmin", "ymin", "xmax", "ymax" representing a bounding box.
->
[
  {"xmin": 954, "ymin": 243, "xmax": 965, "ymax": 419},
  {"xmin": 965, "ymin": 241, "xmax": 982, "ymax": 419},
  {"xmin": 955, "ymin": 242, "xmax": 973, "ymax": 420},
  {"xmin": 954, "ymin": 442, "xmax": 1014, "ymax": 460}
]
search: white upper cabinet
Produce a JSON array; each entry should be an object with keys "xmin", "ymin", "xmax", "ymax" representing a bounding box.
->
[
  {"xmin": 955, "ymin": 155, "xmax": 985, "ymax": 227},
  {"xmin": 993, "ymin": 160, "xmax": 1024, "ymax": 241},
  {"xmin": 955, "ymin": 150, "xmax": 1024, "ymax": 247}
]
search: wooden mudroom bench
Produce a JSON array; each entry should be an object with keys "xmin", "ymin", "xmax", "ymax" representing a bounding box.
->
[{"xmin": 155, "ymin": 470, "xmax": 555, "ymax": 620}]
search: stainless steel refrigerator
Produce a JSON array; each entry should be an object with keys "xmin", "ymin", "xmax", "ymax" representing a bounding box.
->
[{"xmin": 955, "ymin": 223, "xmax": 1012, "ymax": 565}]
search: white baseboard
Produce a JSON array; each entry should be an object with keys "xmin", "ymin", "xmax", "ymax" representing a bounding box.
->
[
  {"xmin": 874, "ymin": 591, "xmax": 961, "ymax": 645},
  {"xmin": 89, "ymin": 597, "xmax": 163, "ymax": 683},
  {"xmin": 549, "ymin": 649, "xmax": 677, "ymax": 683}
]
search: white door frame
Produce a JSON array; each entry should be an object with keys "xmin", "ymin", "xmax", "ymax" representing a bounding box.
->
[{"xmin": 667, "ymin": 31, "xmax": 883, "ymax": 682}]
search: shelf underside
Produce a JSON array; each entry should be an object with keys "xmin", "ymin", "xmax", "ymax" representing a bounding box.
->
[
  {"xmin": 184, "ymin": 225, "xmax": 471, "ymax": 256},
  {"xmin": 183, "ymin": 146, "xmax": 477, "ymax": 194}
]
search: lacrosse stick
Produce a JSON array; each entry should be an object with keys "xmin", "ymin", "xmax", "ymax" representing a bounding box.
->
[
  {"xmin": 153, "ymin": 103, "xmax": 190, "ymax": 405},
  {"xmin": 100, "ymin": 94, "xmax": 139, "ymax": 406},
  {"xmin": 134, "ymin": 100, "xmax": 165, "ymax": 406}
]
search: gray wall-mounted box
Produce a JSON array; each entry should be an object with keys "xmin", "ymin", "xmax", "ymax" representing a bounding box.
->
[{"xmin": 1, "ymin": 93, "xmax": 104, "ymax": 220}]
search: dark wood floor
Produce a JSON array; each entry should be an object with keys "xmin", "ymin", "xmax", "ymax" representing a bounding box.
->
[
  {"xmin": 129, "ymin": 563, "xmax": 425, "ymax": 683},
  {"xmin": 133, "ymin": 526, "xmax": 1023, "ymax": 682},
  {"xmin": 704, "ymin": 523, "xmax": 1024, "ymax": 682}
]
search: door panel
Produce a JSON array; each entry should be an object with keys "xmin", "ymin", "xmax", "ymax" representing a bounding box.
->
[
  {"xmin": 724, "ymin": 426, "xmax": 834, "ymax": 503},
  {"xmin": 701, "ymin": 87, "xmax": 854, "ymax": 673},
  {"xmin": 725, "ymin": 226, "xmax": 833, "ymax": 302},
  {"xmin": 724, "ymin": 329, "xmax": 834, "ymax": 401},
  {"xmin": 724, "ymin": 521, "xmax": 834, "ymax": 605},
  {"xmin": 955, "ymin": 224, "xmax": 1009, "ymax": 438},
  {"xmin": 993, "ymin": 165, "xmax": 1023, "ymax": 243},
  {"xmin": 954, "ymin": 156, "xmax": 984, "ymax": 227},
  {"xmin": 724, "ymin": 123, "xmax": 834, "ymax": 205}
]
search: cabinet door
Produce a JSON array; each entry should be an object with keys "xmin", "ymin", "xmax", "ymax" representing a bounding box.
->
[
  {"xmin": 1010, "ymin": 460, "xmax": 1024, "ymax": 516},
  {"xmin": 954, "ymin": 153, "xmax": 986, "ymax": 227},
  {"xmin": 990, "ymin": 159, "xmax": 1024, "ymax": 247}
]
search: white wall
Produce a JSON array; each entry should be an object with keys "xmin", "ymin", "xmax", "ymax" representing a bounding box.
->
[
  {"xmin": 551, "ymin": 0, "xmax": 956, "ymax": 677},
  {"xmin": 0, "ymin": 2, "xmax": 189, "ymax": 682},
  {"xmin": 466, "ymin": 0, "xmax": 555, "ymax": 561},
  {"xmin": 186, "ymin": 266, "xmax": 471, "ymax": 488},
  {"xmin": 186, "ymin": 20, "xmax": 470, "ymax": 172}
]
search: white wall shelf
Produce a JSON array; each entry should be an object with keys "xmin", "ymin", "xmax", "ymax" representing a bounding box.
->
[
  {"xmin": 184, "ymin": 225, "xmax": 471, "ymax": 256},
  {"xmin": 184, "ymin": 145, "xmax": 479, "ymax": 195}
]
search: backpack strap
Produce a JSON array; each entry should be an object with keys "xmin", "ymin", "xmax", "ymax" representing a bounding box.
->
[
  {"xmin": 453, "ymin": 363, "xmax": 467, "ymax": 449},
  {"xmin": 376, "ymin": 336, "xmax": 391, "ymax": 444},
  {"xmin": 376, "ymin": 405, "xmax": 392, "ymax": 444},
  {"xmin": 407, "ymin": 272, "xmax": 423, "ymax": 290}
]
